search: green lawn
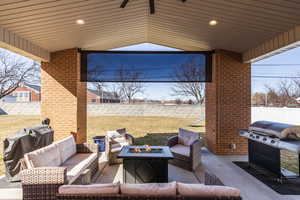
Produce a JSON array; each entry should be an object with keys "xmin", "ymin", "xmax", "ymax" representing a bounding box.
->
[{"xmin": 0, "ymin": 115, "xmax": 204, "ymax": 175}]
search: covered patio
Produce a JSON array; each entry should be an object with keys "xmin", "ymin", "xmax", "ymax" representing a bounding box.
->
[{"xmin": 1, "ymin": 0, "xmax": 300, "ymax": 199}]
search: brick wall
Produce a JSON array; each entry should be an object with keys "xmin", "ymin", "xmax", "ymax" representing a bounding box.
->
[
  {"xmin": 41, "ymin": 48, "xmax": 87, "ymax": 143},
  {"xmin": 205, "ymin": 50, "xmax": 250, "ymax": 155}
]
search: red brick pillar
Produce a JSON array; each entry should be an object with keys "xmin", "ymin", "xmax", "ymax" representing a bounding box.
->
[
  {"xmin": 205, "ymin": 50, "xmax": 250, "ymax": 154},
  {"xmin": 41, "ymin": 48, "xmax": 87, "ymax": 143}
]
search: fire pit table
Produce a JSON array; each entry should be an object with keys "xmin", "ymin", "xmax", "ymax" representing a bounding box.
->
[{"xmin": 117, "ymin": 145, "xmax": 174, "ymax": 183}]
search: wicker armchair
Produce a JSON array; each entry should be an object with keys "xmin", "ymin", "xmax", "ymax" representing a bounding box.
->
[
  {"xmin": 105, "ymin": 128, "xmax": 134, "ymax": 165},
  {"xmin": 167, "ymin": 128, "xmax": 203, "ymax": 171},
  {"xmin": 21, "ymin": 143, "xmax": 99, "ymax": 200}
]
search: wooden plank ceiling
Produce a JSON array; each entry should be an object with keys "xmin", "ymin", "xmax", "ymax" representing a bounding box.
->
[{"xmin": 0, "ymin": 0, "xmax": 300, "ymax": 53}]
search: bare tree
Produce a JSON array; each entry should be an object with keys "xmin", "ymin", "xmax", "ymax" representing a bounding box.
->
[
  {"xmin": 171, "ymin": 57, "xmax": 205, "ymax": 104},
  {"xmin": 87, "ymin": 63, "xmax": 107, "ymax": 102},
  {"xmin": 116, "ymin": 66, "xmax": 145, "ymax": 103},
  {"xmin": 264, "ymin": 85, "xmax": 279, "ymax": 106},
  {"xmin": 264, "ymin": 79, "xmax": 298, "ymax": 107},
  {"xmin": 251, "ymin": 92, "xmax": 266, "ymax": 106},
  {"xmin": 0, "ymin": 49, "xmax": 38, "ymax": 99},
  {"xmin": 109, "ymin": 83, "xmax": 122, "ymax": 101},
  {"xmin": 93, "ymin": 82, "xmax": 106, "ymax": 103},
  {"xmin": 292, "ymin": 73, "xmax": 300, "ymax": 97},
  {"xmin": 277, "ymin": 79, "xmax": 296, "ymax": 106}
]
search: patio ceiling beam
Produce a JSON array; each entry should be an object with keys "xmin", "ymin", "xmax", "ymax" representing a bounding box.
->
[
  {"xmin": 0, "ymin": 25, "xmax": 50, "ymax": 62},
  {"xmin": 243, "ymin": 25, "xmax": 300, "ymax": 63}
]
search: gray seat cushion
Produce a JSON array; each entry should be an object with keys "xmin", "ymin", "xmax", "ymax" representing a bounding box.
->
[
  {"xmin": 111, "ymin": 141, "xmax": 129, "ymax": 153},
  {"xmin": 59, "ymin": 183, "xmax": 120, "ymax": 194},
  {"xmin": 177, "ymin": 183, "xmax": 240, "ymax": 197},
  {"xmin": 120, "ymin": 182, "xmax": 177, "ymax": 197},
  {"xmin": 170, "ymin": 144, "xmax": 190, "ymax": 157},
  {"xmin": 61, "ymin": 153, "xmax": 97, "ymax": 184}
]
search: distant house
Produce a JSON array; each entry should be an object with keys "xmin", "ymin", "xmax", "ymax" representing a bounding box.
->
[
  {"xmin": 87, "ymin": 89, "xmax": 120, "ymax": 103},
  {"xmin": 11, "ymin": 83, "xmax": 41, "ymax": 102},
  {"xmin": 0, "ymin": 95, "xmax": 17, "ymax": 102}
]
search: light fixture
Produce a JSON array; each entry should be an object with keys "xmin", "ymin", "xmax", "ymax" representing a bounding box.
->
[
  {"xmin": 76, "ymin": 19, "xmax": 85, "ymax": 25},
  {"xmin": 209, "ymin": 20, "xmax": 218, "ymax": 26}
]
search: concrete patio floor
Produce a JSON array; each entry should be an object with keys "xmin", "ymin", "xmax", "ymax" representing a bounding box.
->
[
  {"xmin": 96, "ymin": 163, "xmax": 202, "ymax": 184},
  {"xmin": 201, "ymin": 148, "xmax": 300, "ymax": 200},
  {"xmin": 1, "ymin": 148, "xmax": 300, "ymax": 200}
]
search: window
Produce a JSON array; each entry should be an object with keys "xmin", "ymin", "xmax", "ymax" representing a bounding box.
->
[
  {"xmin": 91, "ymin": 99, "xmax": 96, "ymax": 103},
  {"xmin": 81, "ymin": 51, "xmax": 213, "ymax": 82}
]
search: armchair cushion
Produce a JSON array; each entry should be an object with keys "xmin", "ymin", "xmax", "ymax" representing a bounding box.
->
[
  {"xmin": 107, "ymin": 128, "xmax": 128, "ymax": 144},
  {"xmin": 59, "ymin": 183, "xmax": 120, "ymax": 195},
  {"xmin": 56, "ymin": 136, "xmax": 77, "ymax": 163},
  {"xmin": 111, "ymin": 141, "xmax": 129, "ymax": 151},
  {"xmin": 170, "ymin": 144, "xmax": 190, "ymax": 157},
  {"xmin": 178, "ymin": 128, "xmax": 199, "ymax": 146},
  {"xmin": 24, "ymin": 143, "xmax": 61, "ymax": 168},
  {"xmin": 111, "ymin": 136, "xmax": 127, "ymax": 144},
  {"xmin": 177, "ymin": 183, "xmax": 241, "ymax": 197},
  {"xmin": 62, "ymin": 153, "xmax": 98, "ymax": 184},
  {"xmin": 120, "ymin": 182, "xmax": 176, "ymax": 197}
]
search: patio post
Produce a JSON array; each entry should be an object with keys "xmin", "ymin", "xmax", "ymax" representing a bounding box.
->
[
  {"xmin": 205, "ymin": 50, "xmax": 251, "ymax": 155},
  {"xmin": 41, "ymin": 48, "xmax": 87, "ymax": 143}
]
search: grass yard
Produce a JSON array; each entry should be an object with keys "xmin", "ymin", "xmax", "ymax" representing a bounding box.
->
[{"xmin": 0, "ymin": 115, "xmax": 204, "ymax": 175}]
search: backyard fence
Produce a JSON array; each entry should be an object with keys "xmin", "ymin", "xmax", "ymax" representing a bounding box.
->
[
  {"xmin": 1, "ymin": 102, "xmax": 300, "ymax": 124},
  {"xmin": 251, "ymin": 107, "xmax": 300, "ymax": 125},
  {"xmin": 0, "ymin": 102, "xmax": 204, "ymax": 119}
]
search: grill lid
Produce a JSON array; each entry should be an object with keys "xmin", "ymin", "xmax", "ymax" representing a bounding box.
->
[{"xmin": 249, "ymin": 121, "xmax": 300, "ymax": 140}]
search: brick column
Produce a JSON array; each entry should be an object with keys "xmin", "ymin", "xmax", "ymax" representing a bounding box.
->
[
  {"xmin": 205, "ymin": 50, "xmax": 250, "ymax": 155},
  {"xmin": 41, "ymin": 48, "xmax": 87, "ymax": 143}
]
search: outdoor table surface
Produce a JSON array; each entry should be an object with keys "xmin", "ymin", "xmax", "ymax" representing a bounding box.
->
[{"xmin": 117, "ymin": 145, "xmax": 174, "ymax": 159}]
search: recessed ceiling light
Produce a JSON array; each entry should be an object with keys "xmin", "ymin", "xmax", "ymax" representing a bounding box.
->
[
  {"xmin": 209, "ymin": 20, "xmax": 218, "ymax": 26},
  {"xmin": 76, "ymin": 19, "xmax": 85, "ymax": 25}
]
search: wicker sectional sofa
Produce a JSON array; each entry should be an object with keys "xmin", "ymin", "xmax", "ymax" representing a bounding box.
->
[
  {"xmin": 56, "ymin": 182, "xmax": 242, "ymax": 200},
  {"xmin": 21, "ymin": 136, "xmax": 99, "ymax": 200}
]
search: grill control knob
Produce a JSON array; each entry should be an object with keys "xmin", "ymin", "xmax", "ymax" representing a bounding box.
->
[
  {"xmin": 263, "ymin": 138, "xmax": 267, "ymax": 141},
  {"xmin": 271, "ymin": 140, "xmax": 275, "ymax": 144},
  {"xmin": 256, "ymin": 136, "xmax": 260, "ymax": 139}
]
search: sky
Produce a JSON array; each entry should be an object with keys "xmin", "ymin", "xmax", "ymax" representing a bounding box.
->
[
  {"xmin": 112, "ymin": 43, "xmax": 184, "ymax": 100},
  {"xmin": 113, "ymin": 43, "xmax": 300, "ymax": 99},
  {"xmin": 252, "ymin": 47, "xmax": 300, "ymax": 93}
]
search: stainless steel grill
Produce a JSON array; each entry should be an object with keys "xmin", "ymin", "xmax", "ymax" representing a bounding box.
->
[
  {"xmin": 239, "ymin": 121, "xmax": 300, "ymax": 179},
  {"xmin": 239, "ymin": 121, "xmax": 300, "ymax": 153}
]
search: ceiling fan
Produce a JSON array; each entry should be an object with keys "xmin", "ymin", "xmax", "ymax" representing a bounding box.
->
[{"xmin": 120, "ymin": 0, "xmax": 187, "ymax": 14}]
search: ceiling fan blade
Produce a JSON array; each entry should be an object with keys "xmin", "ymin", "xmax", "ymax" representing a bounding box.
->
[
  {"xmin": 120, "ymin": 0, "xmax": 129, "ymax": 8},
  {"xmin": 149, "ymin": 0, "xmax": 155, "ymax": 14}
]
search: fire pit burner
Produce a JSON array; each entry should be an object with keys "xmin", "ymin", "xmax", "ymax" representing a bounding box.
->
[{"xmin": 128, "ymin": 146, "xmax": 163, "ymax": 153}]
